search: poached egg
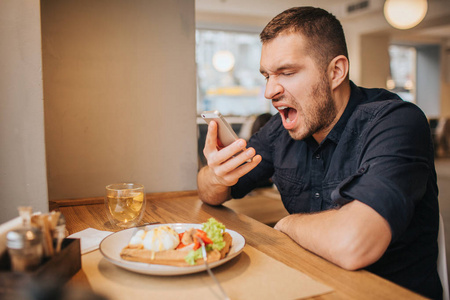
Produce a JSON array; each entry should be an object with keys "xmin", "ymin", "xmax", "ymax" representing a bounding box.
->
[{"xmin": 129, "ymin": 225, "xmax": 180, "ymax": 252}]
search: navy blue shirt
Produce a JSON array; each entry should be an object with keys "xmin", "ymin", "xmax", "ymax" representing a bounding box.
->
[{"xmin": 231, "ymin": 82, "xmax": 442, "ymax": 299}]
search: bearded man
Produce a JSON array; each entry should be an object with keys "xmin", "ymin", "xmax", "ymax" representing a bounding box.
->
[{"xmin": 197, "ymin": 6, "xmax": 442, "ymax": 299}]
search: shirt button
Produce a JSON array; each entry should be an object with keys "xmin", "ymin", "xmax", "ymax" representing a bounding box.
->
[{"xmin": 315, "ymin": 192, "xmax": 320, "ymax": 198}]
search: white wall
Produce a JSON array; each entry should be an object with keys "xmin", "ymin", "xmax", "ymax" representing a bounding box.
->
[
  {"xmin": 417, "ymin": 45, "xmax": 441, "ymax": 118},
  {"xmin": 0, "ymin": 0, "xmax": 49, "ymax": 223},
  {"xmin": 41, "ymin": 0, "xmax": 197, "ymax": 200},
  {"xmin": 360, "ymin": 34, "xmax": 391, "ymax": 88}
]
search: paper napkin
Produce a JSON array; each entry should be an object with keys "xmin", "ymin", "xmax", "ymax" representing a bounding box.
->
[{"xmin": 68, "ymin": 228, "xmax": 113, "ymax": 255}]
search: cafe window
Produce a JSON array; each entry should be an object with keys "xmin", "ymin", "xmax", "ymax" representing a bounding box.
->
[
  {"xmin": 196, "ymin": 30, "xmax": 271, "ymax": 116},
  {"xmin": 387, "ymin": 45, "xmax": 416, "ymax": 103}
]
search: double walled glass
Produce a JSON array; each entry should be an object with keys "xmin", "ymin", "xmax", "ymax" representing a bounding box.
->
[{"xmin": 105, "ymin": 183, "xmax": 146, "ymax": 228}]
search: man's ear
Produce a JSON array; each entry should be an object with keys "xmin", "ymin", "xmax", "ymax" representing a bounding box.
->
[{"xmin": 328, "ymin": 55, "xmax": 349, "ymax": 90}]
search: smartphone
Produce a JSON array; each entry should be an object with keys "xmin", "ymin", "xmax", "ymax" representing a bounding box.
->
[{"xmin": 201, "ymin": 110, "xmax": 239, "ymax": 147}]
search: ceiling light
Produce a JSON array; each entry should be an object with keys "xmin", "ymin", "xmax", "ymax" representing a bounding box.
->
[
  {"xmin": 386, "ymin": 78, "xmax": 396, "ymax": 90},
  {"xmin": 212, "ymin": 50, "xmax": 235, "ymax": 72},
  {"xmin": 384, "ymin": 0, "xmax": 428, "ymax": 30}
]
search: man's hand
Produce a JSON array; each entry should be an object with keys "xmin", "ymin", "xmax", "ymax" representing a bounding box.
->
[
  {"xmin": 274, "ymin": 200, "xmax": 392, "ymax": 270},
  {"xmin": 197, "ymin": 121, "xmax": 262, "ymax": 205}
]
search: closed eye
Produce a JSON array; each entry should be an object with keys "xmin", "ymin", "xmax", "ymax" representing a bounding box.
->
[{"xmin": 261, "ymin": 73, "xmax": 270, "ymax": 81}]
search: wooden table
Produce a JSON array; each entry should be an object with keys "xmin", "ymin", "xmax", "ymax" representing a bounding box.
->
[{"xmin": 53, "ymin": 191, "xmax": 426, "ymax": 299}]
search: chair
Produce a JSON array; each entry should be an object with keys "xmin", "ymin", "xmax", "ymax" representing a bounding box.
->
[{"xmin": 438, "ymin": 213, "xmax": 449, "ymax": 300}]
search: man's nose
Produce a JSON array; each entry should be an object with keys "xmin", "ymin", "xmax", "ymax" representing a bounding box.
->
[{"xmin": 264, "ymin": 77, "xmax": 283, "ymax": 100}]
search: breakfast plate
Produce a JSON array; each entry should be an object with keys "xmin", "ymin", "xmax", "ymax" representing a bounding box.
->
[{"xmin": 99, "ymin": 223, "xmax": 245, "ymax": 276}]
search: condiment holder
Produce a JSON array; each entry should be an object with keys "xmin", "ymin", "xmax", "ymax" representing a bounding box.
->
[{"xmin": 0, "ymin": 207, "xmax": 81, "ymax": 293}]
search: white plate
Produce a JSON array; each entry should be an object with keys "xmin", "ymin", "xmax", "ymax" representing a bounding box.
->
[{"xmin": 99, "ymin": 223, "xmax": 245, "ymax": 276}]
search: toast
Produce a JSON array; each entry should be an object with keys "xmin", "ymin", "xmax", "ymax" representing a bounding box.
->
[{"xmin": 120, "ymin": 231, "xmax": 232, "ymax": 267}]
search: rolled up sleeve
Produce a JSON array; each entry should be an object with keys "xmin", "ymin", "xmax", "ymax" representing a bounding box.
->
[{"xmin": 331, "ymin": 102, "xmax": 433, "ymax": 242}]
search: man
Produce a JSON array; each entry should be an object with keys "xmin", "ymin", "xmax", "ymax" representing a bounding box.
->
[{"xmin": 197, "ymin": 6, "xmax": 442, "ymax": 299}]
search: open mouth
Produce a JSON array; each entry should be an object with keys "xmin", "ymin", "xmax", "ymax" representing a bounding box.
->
[{"xmin": 277, "ymin": 106, "xmax": 298, "ymax": 129}]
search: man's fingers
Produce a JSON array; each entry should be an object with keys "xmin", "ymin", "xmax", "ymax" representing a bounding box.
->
[
  {"xmin": 206, "ymin": 138, "xmax": 248, "ymax": 168},
  {"xmin": 213, "ymin": 145, "xmax": 255, "ymax": 175},
  {"xmin": 215, "ymin": 154, "xmax": 262, "ymax": 186},
  {"xmin": 233, "ymin": 154, "xmax": 262, "ymax": 178},
  {"xmin": 214, "ymin": 139, "xmax": 246, "ymax": 162},
  {"xmin": 204, "ymin": 121, "xmax": 218, "ymax": 153},
  {"xmin": 203, "ymin": 122, "xmax": 261, "ymax": 186}
]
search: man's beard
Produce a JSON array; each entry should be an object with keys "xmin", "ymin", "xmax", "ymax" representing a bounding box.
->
[{"xmin": 289, "ymin": 75, "xmax": 337, "ymax": 141}]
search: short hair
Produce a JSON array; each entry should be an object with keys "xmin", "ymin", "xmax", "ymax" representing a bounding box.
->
[{"xmin": 260, "ymin": 7, "xmax": 349, "ymax": 72}]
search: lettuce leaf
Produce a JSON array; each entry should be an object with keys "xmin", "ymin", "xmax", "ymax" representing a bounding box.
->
[
  {"xmin": 202, "ymin": 217, "xmax": 226, "ymax": 251},
  {"xmin": 184, "ymin": 218, "xmax": 226, "ymax": 265},
  {"xmin": 184, "ymin": 248, "xmax": 202, "ymax": 265}
]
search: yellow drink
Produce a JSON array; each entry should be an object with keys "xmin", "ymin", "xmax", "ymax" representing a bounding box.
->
[
  {"xmin": 105, "ymin": 183, "xmax": 145, "ymax": 228},
  {"xmin": 107, "ymin": 192, "xmax": 144, "ymax": 223}
]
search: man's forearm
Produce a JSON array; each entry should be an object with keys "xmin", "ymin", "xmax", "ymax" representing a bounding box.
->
[
  {"xmin": 274, "ymin": 200, "xmax": 391, "ymax": 270},
  {"xmin": 197, "ymin": 166, "xmax": 231, "ymax": 205}
]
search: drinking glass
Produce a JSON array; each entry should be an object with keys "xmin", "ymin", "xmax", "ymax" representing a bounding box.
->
[{"xmin": 105, "ymin": 183, "xmax": 146, "ymax": 228}]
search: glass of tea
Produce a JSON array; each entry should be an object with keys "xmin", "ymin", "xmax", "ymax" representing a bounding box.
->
[{"xmin": 105, "ymin": 183, "xmax": 146, "ymax": 228}]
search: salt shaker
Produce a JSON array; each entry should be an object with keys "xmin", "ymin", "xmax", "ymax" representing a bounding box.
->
[{"xmin": 7, "ymin": 227, "xmax": 43, "ymax": 272}]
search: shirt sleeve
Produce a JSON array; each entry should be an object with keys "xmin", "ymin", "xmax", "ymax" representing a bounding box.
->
[
  {"xmin": 331, "ymin": 101, "xmax": 434, "ymax": 241},
  {"xmin": 230, "ymin": 115, "xmax": 280, "ymax": 199}
]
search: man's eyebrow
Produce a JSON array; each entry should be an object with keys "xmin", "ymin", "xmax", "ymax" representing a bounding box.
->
[
  {"xmin": 260, "ymin": 64, "xmax": 300, "ymax": 75},
  {"xmin": 276, "ymin": 64, "xmax": 299, "ymax": 71}
]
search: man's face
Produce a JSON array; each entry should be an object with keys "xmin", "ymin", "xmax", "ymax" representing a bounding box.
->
[{"xmin": 260, "ymin": 33, "xmax": 337, "ymax": 141}]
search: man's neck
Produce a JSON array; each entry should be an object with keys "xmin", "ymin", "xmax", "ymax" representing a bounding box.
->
[{"xmin": 313, "ymin": 81, "xmax": 351, "ymax": 144}]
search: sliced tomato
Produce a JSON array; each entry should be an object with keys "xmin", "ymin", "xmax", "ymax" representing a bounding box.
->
[
  {"xmin": 195, "ymin": 229, "xmax": 213, "ymax": 244},
  {"xmin": 175, "ymin": 232, "xmax": 187, "ymax": 249},
  {"xmin": 193, "ymin": 237, "xmax": 200, "ymax": 250},
  {"xmin": 175, "ymin": 229, "xmax": 213, "ymax": 251},
  {"xmin": 176, "ymin": 242, "xmax": 188, "ymax": 250}
]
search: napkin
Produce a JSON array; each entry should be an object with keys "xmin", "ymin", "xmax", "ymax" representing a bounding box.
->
[{"xmin": 68, "ymin": 228, "xmax": 113, "ymax": 255}]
